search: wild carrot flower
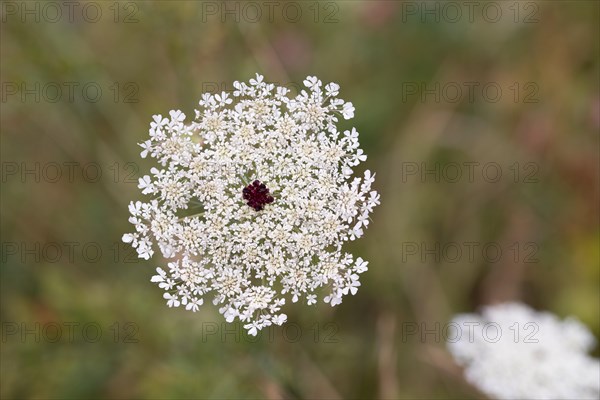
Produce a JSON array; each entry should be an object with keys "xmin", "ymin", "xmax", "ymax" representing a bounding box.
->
[
  {"xmin": 123, "ymin": 74, "xmax": 379, "ymax": 334},
  {"xmin": 447, "ymin": 302, "xmax": 600, "ymax": 399}
]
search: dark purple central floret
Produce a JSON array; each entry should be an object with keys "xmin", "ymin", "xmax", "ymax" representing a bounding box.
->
[{"xmin": 242, "ymin": 180, "xmax": 274, "ymax": 211}]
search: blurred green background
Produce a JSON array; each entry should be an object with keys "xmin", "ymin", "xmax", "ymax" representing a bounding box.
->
[{"xmin": 1, "ymin": 1, "xmax": 599, "ymax": 399}]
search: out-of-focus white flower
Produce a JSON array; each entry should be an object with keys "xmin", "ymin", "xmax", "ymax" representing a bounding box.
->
[
  {"xmin": 447, "ymin": 302, "xmax": 600, "ymax": 400},
  {"xmin": 123, "ymin": 74, "xmax": 379, "ymax": 335}
]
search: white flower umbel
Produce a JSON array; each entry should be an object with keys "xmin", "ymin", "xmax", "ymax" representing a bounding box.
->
[
  {"xmin": 123, "ymin": 74, "xmax": 380, "ymax": 335},
  {"xmin": 447, "ymin": 302, "xmax": 600, "ymax": 399}
]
